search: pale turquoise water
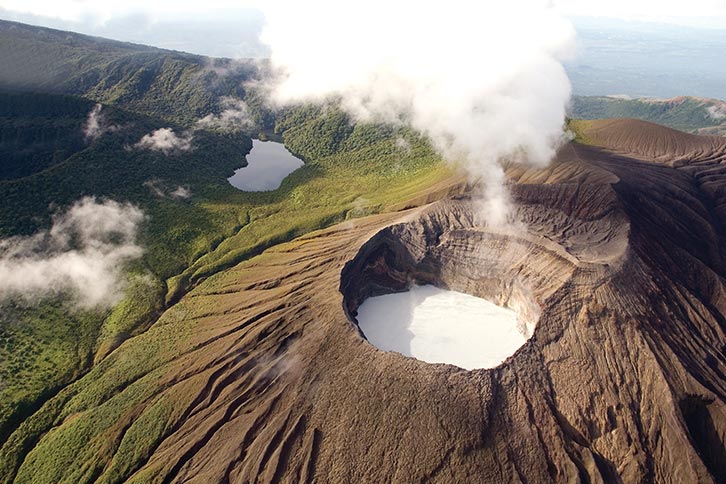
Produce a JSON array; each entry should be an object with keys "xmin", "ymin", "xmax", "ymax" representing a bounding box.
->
[
  {"xmin": 356, "ymin": 285, "xmax": 526, "ymax": 370},
  {"xmin": 228, "ymin": 140, "xmax": 304, "ymax": 191}
]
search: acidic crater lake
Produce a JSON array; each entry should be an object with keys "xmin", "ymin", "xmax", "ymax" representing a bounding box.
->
[
  {"xmin": 228, "ymin": 139, "xmax": 304, "ymax": 191},
  {"xmin": 356, "ymin": 285, "xmax": 533, "ymax": 370}
]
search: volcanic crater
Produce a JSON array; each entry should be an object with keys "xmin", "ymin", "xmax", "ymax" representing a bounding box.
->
[{"xmin": 339, "ymin": 200, "xmax": 547, "ymax": 369}]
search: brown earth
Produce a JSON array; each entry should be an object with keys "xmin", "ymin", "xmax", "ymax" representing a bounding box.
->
[{"xmin": 5, "ymin": 120, "xmax": 726, "ymax": 483}]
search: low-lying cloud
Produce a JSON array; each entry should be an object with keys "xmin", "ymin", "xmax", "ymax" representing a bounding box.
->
[
  {"xmin": 143, "ymin": 178, "xmax": 192, "ymax": 200},
  {"xmin": 136, "ymin": 97, "xmax": 255, "ymax": 154},
  {"xmin": 707, "ymin": 104, "xmax": 726, "ymax": 120},
  {"xmin": 84, "ymin": 103, "xmax": 118, "ymax": 140},
  {"xmin": 0, "ymin": 197, "xmax": 144, "ymax": 308},
  {"xmin": 135, "ymin": 127, "xmax": 193, "ymax": 155},
  {"xmin": 196, "ymin": 97, "xmax": 255, "ymax": 131},
  {"xmin": 259, "ymin": 0, "xmax": 575, "ymax": 225},
  {"xmin": 170, "ymin": 186, "xmax": 191, "ymax": 199}
]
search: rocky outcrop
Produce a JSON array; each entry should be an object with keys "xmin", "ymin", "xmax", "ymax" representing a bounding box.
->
[{"xmin": 3, "ymin": 122, "xmax": 726, "ymax": 483}]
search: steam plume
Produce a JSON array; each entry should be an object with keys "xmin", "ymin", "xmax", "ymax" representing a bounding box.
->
[{"xmin": 259, "ymin": 0, "xmax": 575, "ymax": 224}]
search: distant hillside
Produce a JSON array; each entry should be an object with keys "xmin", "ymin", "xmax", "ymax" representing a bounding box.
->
[
  {"xmin": 570, "ymin": 95, "xmax": 726, "ymax": 135},
  {"xmin": 0, "ymin": 20, "xmax": 269, "ymax": 127}
]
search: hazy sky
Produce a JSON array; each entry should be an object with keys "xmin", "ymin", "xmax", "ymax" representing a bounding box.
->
[
  {"xmin": 0, "ymin": 0, "xmax": 724, "ymax": 58},
  {"xmin": 1, "ymin": 0, "xmax": 726, "ymax": 24},
  {"xmin": 558, "ymin": 0, "xmax": 726, "ymax": 27}
]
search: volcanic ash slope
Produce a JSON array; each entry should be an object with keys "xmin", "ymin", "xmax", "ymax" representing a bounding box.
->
[{"xmin": 5, "ymin": 120, "xmax": 726, "ymax": 483}]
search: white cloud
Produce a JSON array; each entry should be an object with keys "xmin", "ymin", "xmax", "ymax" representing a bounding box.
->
[
  {"xmin": 142, "ymin": 179, "xmax": 166, "ymax": 197},
  {"xmin": 170, "ymin": 186, "xmax": 191, "ymax": 199},
  {"xmin": 260, "ymin": 0, "xmax": 575, "ymax": 225},
  {"xmin": 0, "ymin": 197, "xmax": 144, "ymax": 308},
  {"xmin": 707, "ymin": 104, "xmax": 726, "ymax": 120},
  {"xmin": 83, "ymin": 103, "xmax": 117, "ymax": 140},
  {"xmin": 142, "ymin": 180, "xmax": 192, "ymax": 199},
  {"xmin": 135, "ymin": 128, "xmax": 193, "ymax": 155},
  {"xmin": 196, "ymin": 97, "xmax": 254, "ymax": 131}
]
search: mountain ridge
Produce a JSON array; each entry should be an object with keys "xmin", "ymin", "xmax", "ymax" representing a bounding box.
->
[{"xmin": 571, "ymin": 95, "xmax": 726, "ymax": 135}]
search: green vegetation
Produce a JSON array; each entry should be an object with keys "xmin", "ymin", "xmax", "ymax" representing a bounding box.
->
[
  {"xmin": 570, "ymin": 95, "xmax": 726, "ymax": 133},
  {"xmin": 0, "ymin": 302, "xmax": 100, "ymax": 445}
]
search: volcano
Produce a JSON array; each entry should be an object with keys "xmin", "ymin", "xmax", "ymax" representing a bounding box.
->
[{"xmin": 6, "ymin": 119, "xmax": 726, "ymax": 483}]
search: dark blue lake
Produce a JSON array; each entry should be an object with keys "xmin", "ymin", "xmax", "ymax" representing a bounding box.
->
[{"xmin": 228, "ymin": 140, "xmax": 304, "ymax": 191}]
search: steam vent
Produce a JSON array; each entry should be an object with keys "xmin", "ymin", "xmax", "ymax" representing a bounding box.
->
[{"xmin": 8, "ymin": 120, "xmax": 726, "ymax": 483}]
